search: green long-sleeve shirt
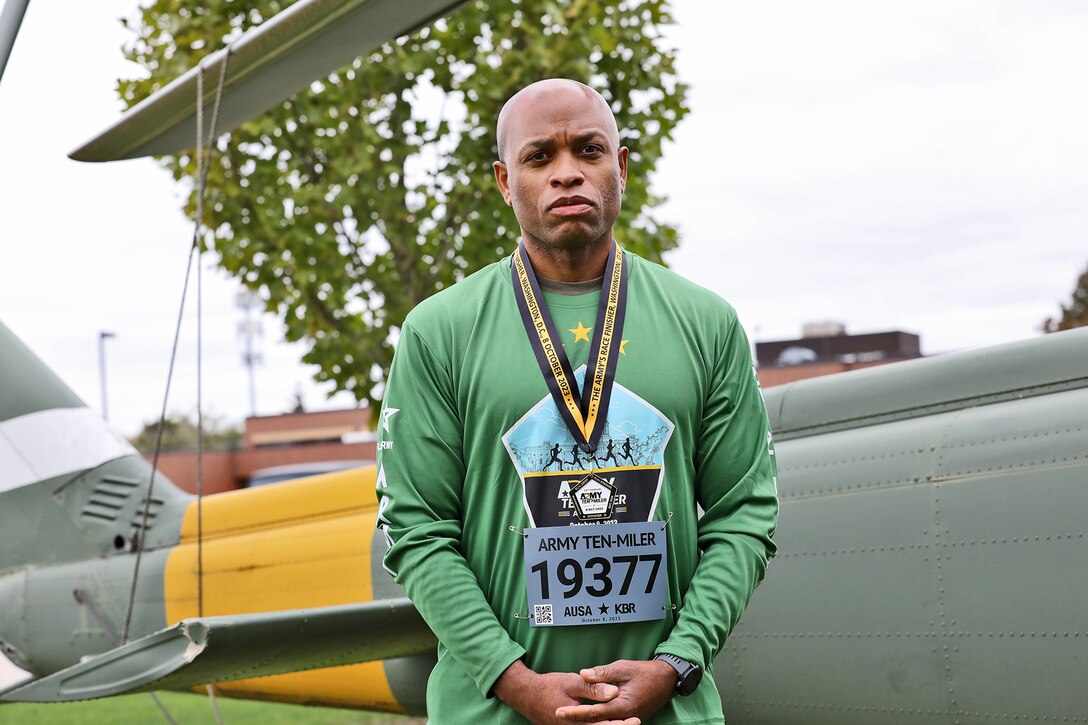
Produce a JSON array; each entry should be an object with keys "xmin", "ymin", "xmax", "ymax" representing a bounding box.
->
[{"xmin": 376, "ymin": 251, "xmax": 778, "ymax": 724}]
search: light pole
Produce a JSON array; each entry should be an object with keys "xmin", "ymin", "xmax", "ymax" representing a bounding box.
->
[
  {"xmin": 98, "ymin": 331, "xmax": 116, "ymax": 421},
  {"xmin": 236, "ymin": 291, "xmax": 263, "ymax": 418}
]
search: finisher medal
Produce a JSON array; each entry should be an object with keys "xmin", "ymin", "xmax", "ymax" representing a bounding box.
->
[
  {"xmin": 511, "ymin": 241, "xmax": 628, "ymax": 460},
  {"xmin": 568, "ymin": 472, "xmax": 618, "ymax": 521}
]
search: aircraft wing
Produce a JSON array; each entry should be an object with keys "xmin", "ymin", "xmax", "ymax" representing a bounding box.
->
[
  {"xmin": 0, "ymin": 598, "xmax": 435, "ymax": 703},
  {"xmin": 69, "ymin": 0, "xmax": 469, "ymax": 162},
  {"xmin": 0, "ymin": 0, "xmax": 30, "ymax": 86}
]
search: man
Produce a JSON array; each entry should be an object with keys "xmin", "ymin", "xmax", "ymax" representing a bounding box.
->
[{"xmin": 375, "ymin": 79, "xmax": 777, "ymax": 724}]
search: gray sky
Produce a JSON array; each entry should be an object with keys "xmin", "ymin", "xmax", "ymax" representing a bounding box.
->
[{"xmin": 1, "ymin": 0, "xmax": 1086, "ymax": 439}]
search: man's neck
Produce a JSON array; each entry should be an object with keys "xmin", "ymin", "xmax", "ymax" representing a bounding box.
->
[{"xmin": 521, "ymin": 235, "xmax": 612, "ymax": 282}]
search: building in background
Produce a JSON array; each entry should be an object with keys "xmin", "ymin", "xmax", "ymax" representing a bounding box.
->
[
  {"xmin": 148, "ymin": 323, "xmax": 921, "ymax": 493},
  {"xmin": 756, "ymin": 322, "xmax": 923, "ymax": 387},
  {"xmin": 147, "ymin": 408, "xmax": 375, "ymax": 494}
]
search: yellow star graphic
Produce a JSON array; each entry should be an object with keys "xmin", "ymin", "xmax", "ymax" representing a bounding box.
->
[
  {"xmin": 569, "ymin": 322, "xmax": 592, "ymax": 343},
  {"xmin": 619, "ymin": 339, "xmax": 631, "ymax": 355}
]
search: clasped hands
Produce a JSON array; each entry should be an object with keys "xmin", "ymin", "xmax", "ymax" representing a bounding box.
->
[{"xmin": 494, "ymin": 657, "xmax": 677, "ymax": 725}]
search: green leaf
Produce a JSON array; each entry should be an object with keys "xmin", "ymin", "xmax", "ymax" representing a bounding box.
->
[{"xmin": 119, "ymin": 0, "xmax": 689, "ymax": 412}]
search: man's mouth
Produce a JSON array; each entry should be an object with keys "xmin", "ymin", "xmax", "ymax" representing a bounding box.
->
[{"xmin": 549, "ymin": 196, "xmax": 593, "ymax": 216}]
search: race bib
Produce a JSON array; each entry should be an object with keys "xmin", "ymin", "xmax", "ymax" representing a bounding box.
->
[{"xmin": 524, "ymin": 521, "xmax": 667, "ymax": 626}]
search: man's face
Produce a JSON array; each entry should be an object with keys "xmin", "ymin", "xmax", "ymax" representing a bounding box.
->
[{"xmin": 494, "ymin": 85, "xmax": 628, "ymax": 253}]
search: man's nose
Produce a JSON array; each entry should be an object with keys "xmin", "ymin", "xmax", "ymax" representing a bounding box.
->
[{"xmin": 550, "ymin": 153, "xmax": 584, "ymax": 186}]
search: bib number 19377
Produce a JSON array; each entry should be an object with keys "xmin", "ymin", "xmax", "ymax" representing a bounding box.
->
[{"xmin": 523, "ymin": 521, "xmax": 667, "ymax": 627}]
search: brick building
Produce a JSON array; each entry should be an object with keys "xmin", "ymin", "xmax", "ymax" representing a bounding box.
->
[
  {"xmin": 147, "ymin": 408, "xmax": 375, "ymax": 495},
  {"xmin": 756, "ymin": 322, "xmax": 922, "ymax": 388}
]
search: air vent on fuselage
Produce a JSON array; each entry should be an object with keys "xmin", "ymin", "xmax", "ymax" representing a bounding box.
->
[
  {"xmin": 80, "ymin": 474, "xmax": 140, "ymax": 524},
  {"xmin": 129, "ymin": 496, "xmax": 165, "ymax": 537}
]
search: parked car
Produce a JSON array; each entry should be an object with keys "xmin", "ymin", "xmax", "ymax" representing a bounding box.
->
[{"xmin": 246, "ymin": 460, "xmax": 373, "ymax": 488}]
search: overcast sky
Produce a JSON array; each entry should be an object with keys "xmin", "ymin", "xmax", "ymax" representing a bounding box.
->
[{"xmin": 1, "ymin": 0, "xmax": 1085, "ymax": 439}]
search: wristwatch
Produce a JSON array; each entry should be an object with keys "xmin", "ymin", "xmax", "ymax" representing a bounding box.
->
[{"xmin": 653, "ymin": 653, "xmax": 703, "ymax": 696}]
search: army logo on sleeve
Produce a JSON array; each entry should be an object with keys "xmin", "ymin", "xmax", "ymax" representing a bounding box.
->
[{"xmin": 503, "ymin": 366, "xmax": 674, "ymax": 528}]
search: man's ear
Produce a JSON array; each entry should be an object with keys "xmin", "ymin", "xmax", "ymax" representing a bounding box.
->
[
  {"xmin": 618, "ymin": 147, "xmax": 629, "ymax": 194},
  {"xmin": 494, "ymin": 161, "xmax": 512, "ymax": 205}
]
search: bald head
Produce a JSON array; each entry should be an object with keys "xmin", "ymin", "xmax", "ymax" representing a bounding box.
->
[
  {"xmin": 496, "ymin": 79, "xmax": 619, "ymax": 162},
  {"xmin": 492, "ymin": 77, "xmax": 628, "ymax": 272}
]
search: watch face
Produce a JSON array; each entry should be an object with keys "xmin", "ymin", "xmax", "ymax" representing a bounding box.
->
[
  {"xmin": 655, "ymin": 654, "xmax": 702, "ymax": 696},
  {"xmin": 677, "ymin": 665, "xmax": 702, "ymax": 696}
]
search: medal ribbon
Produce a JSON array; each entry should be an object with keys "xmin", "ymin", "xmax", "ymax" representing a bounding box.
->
[{"xmin": 512, "ymin": 241, "xmax": 628, "ymax": 454}]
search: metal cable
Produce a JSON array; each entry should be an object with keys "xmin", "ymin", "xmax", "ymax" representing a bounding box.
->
[
  {"xmin": 194, "ymin": 45, "xmax": 230, "ymax": 619},
  {"xmin": 118, "ymin": 52, "xmax": 232, "ymax": 722},
  {"xmin": 120, "ymin": 198, "xmax": 200, "ymax": 646},
  {"xmin": 195, "ymin": 52, "xmax": 231, "ymax": 725},
  {"xmin": 195, "ymin": 51, "xmax": 206, "ymax": 627},
  {"xmin": 150, "ymin": 693, "xmax": 180, "ymax": 725},
  {"xmin": 73, "ymin": 590, "xmax": 177, "ymax": 723},
  {"xmin": 206, "ymin": 684, "xmax": 224, "ymax": 724}
]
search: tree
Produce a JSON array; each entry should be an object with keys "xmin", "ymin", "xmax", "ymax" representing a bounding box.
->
[
  {"xmin": 119, "ymin": 0, "xmax": 688, "ymax": 410},
  {"xmin": 1043, "ymin": 264, "xmax": 1088, "ymax": 333},
  {"xmin": 130, "ymin": 413, "xmax": 243, "ymax": 453}
]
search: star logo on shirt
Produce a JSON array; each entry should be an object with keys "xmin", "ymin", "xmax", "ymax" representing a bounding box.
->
[
  {"xmin": 619, "ymin": 339, "xmax": 630, "ymax": 355},
  {"xmin": 381, "ymin": 408, "xmax": 400, "ymax": 433},
  {"xmin": 569, "ymin": 322, "xmax": 592, "ymax": 343}
]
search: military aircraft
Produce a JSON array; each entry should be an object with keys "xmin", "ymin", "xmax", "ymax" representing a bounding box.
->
[
  {"xmin": 3, "ymin": 316, "xmax": 1087, "ymax": 723},
  {"xmin": 3, "ymin": 0, "xmax": 1087, "ymax": 722}
]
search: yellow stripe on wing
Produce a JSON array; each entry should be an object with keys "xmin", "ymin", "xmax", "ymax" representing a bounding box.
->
[{"xmin": 164, "ymin": 467, "xmax": 405, "ymax": 712}]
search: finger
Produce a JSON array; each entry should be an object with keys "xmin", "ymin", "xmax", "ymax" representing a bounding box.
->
[
  {"xmin": 555, "ymin": 705, "xmax": 639, "ymax": 724},
  {"xmin": 577, "ymin": 679, "xmax": 619, "ymax": 702},
  {"xmin": 555, "ymin": 704, "xmax": 620, "ymax": 721},
  {"xmin": 580, "ymin": 660, "xmax": 631, "ymax": 683},
  {"xmin": 579, "ymin": 665, "xmax": 613, "ymax": 683}
]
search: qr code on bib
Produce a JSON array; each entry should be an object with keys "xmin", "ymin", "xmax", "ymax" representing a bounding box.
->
[{"xmin": 534, "ymin": 604, "xmax": 553, "ymax": 625}]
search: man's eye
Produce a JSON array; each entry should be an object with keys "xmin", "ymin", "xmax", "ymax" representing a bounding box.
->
[
  {"xmin": 581, "ymin": 144, "xmax": 604, "ymax": 154},
  {"xmin": 527, "ymin": 151, "xmax": 549, "ymax": 162}
]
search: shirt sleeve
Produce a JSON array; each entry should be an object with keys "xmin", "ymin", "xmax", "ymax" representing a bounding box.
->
[
  {"xmin": 375, "ymin": 321, "xmax": 526, "ymax": 697},
  {"xmin": 655, "ymin": 314, "xmax": 779, "ymax": 669}
]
